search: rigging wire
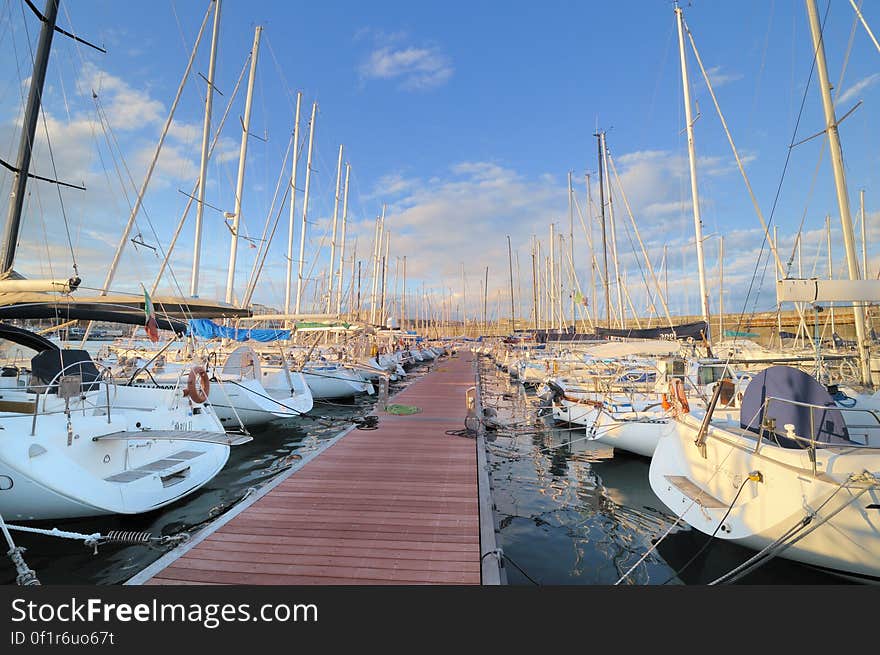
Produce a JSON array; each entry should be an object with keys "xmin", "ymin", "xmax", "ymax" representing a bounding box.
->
[
  {"xmin": 20, "ymin": 0, "xmax": 79, "ymax": 277},
  {"xmin": 709, "ymin": 0, "xmax": 832, "ymax": 342},
  {"xmin": 784, "ymin": 2, "xmax": 861, "ymax": 278}
]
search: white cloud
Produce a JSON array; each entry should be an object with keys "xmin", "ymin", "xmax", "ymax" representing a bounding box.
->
[
  {"xmin": 700, "ymin": 65, "xmax": 742, "ymax": 89},
  {"xmin": 837, "ymin": 73, "xmax": 880, "ymax": 106},
  {"xmin": 78, "ymin": 63, "xmax": 164, "ymax": 130},
  {"xmin": 358, "ymin": 43, "xmax": 453, "ymax": 90}
]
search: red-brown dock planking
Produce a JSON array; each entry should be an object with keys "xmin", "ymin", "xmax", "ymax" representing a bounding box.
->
[{"xmin": 129, "ymin": 350, "xmax": 484, "ymax": 585}]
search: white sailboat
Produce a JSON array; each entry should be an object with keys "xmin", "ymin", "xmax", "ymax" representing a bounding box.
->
[
  {"xmin": 135, "ymin": 343, "xmax": 314, "ymax": 428},
  {"xmin": 648, "ymin": 0, "xmax": 880, "ymax": 582},
  {"xmin": 0, "ymin": 324, "xmax": 243, "ymax": 520}
]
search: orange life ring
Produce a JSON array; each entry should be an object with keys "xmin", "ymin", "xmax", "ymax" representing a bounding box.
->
[
  {"xmin": 661, "ymin": 393, "xmax": 671, "ymax": 411},
  {"xmin": 184, "ymin": 365, "xmax": 210, "ymax": 404}
]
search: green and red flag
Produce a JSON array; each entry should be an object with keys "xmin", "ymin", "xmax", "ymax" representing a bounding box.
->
[{"xmin": 142, "ymin": 284, "xmax": 159, "ymax": 342}]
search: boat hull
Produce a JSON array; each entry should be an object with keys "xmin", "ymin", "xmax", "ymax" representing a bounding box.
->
[
  {"xmin": 649, "ymin": 413, "xmax": 880, "ymax": 581},
  {"xmin": 0, "ymin": 387, "xmax": 230, "ymax": 520}
]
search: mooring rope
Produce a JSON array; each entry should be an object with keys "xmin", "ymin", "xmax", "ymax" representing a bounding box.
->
[{"xmin": 0, "ymin": 510, "xmax": 40, "ymax": 586}]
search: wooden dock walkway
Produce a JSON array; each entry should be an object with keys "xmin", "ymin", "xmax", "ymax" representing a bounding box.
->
[{"xmin": 128, "ymin": 350, "xmax": 487, "ymax": 585}]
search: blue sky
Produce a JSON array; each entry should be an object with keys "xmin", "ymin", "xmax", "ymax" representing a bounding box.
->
[{"xmin": 1, "ymin": 0, "xmax": 879, "ymax": 327}]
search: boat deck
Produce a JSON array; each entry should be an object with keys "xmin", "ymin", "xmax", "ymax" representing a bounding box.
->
[{"xmin": 127, "ymin": 350, "xmax": 486, "ymax": 585}]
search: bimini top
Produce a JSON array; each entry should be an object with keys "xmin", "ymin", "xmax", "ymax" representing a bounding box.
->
[
  {"xmin": 0, "ymin": 301, "xmax": 188, "ymax": 334},
  {"xmin": 739, "ymin": 365, "xmax": 852, "ymax": 448},
  {"xmin": 0, "ymin": 322, "xmax": 59, "ymax": 352}
]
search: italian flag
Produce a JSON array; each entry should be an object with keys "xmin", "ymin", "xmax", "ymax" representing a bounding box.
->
[{"xmin": 142, "ymin": 284, "xmax": 159, "ymax": 342}]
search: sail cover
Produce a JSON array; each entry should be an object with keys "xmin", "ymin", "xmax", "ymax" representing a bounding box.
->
[
  {"xmin": 739, "ymin": 365, "xmax": 852, "ymax": 448},
  {"xmin": 187, "ymin": 318, "xmax": 291, "ymax": 342},
  {"xmin": 595, "ymin": 320, "xmax": 708, "ymax": 341}
]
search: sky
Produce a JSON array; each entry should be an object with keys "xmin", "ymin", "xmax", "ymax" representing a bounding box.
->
[{"xmin": 1, "ymin": 0, "xmax": 879, "ymax": 328}]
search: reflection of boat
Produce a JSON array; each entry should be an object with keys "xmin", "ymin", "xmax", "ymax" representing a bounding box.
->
[
  {"xmin": 543, "ymin": 425, "xmax": 614, "ymax": 460},
  {"xmin": 592, "ymin": 455, "xmax": 664, "ymax": 514},
  {"xmin": 653, "ymin": 529, "xmax": 849, "ymax": 585}
]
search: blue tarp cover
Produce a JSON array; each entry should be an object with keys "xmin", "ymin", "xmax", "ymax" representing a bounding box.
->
[{"xmin": 188, "ymin": 319, "xmax": 291, "ymax": 342}]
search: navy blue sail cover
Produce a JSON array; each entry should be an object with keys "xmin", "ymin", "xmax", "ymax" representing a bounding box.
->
[{"xmin": 739, "ymin": 366, "xmax": 852, "ymax": 448}]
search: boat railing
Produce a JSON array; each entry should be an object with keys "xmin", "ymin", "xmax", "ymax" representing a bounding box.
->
[
  {"xmin": 25, "ymin": 361, "xmax": 119, "ymax": 436},
  {"xmin": 758, "ymin": 395, "xmax": 880, "ymax": 475}
]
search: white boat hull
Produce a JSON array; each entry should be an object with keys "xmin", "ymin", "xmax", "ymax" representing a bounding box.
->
[
  {"xmin": 649, "ymin": 412, "xmax": 880, "ymax": 581},
  {"xmin": 0, "ymin": 386, "xmax": 230, "ymax": 520},
  {"xmin": 551, "ymin": 397, "xmax": 670, "ymax": 458},
  {"xmin": 300, "ymin": 365, "xmax": 373, "ymax": 399}
]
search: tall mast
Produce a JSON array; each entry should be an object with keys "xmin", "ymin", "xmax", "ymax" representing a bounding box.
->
[
  {"xmin": 675, "ymin": 2, "xmax": 711, "ymax": 338},
  {"xmin": 100, "ymin": 2, "xmax": 211, "ymax": 301},
  {"xmin": 544, "ymin": 255, "xmax": 551, "ymax": 327},
  {"xmin": 460, "ymin": 262, "xmax": 466, "ymax": 327},
  {"xmin": 380, "ymin": 231, "xmax": 390, "ymax": 323},
  {"xmin": 284, "ymin": 92, "xmax": 302, "ymax": 314},
  {"xmin": 1, "ymin": 0, "xmax": 60, "ymax": 275},
  {"xmin": 394, "ymin": 256, "xmax": 401, "ymax": 327},
  {"xmin": 402, "ymin": 255, "xmax": 407, "ymax": 330},
  {"xmin": 595, "ymin": 132, "xmax": 610, "ymax": 328},
  {"xmin": 349, "ymin": 239, "xmax": 358, "ymax": 319},
  {"xmin": 294, "ymin": 101, "xmax": 317, "ymax": 314},
  {"xmin": 225, "ymin": 25, "xmax": 261, "ymax": 305},
  {"xmin": 602, "ymin": 133, "xmax": 624, "ymax": 328},
  {"xmin": 335, "ymin": 163, "xmax": 350, "ymax": 314},
  {"xmin": 827, "ymin": 215, "xmax": 836, "ymax": 334},
  {"xmin": 549, "ymin": 224, "xmax": 556, "ymax": 329},
  {"xmin": 568, "ymin": 171, "xmax": 575, "ymax": 323},
  {"xmin": 190, "ymin": 0, "xmax": 222, "ymax": 297},
  {"xmin": 536, "ymin": 240, "xmax": 542, "ymax": 329},
  {"xmin": 861, "ymin": 190, "xmax": 868, "ymax": 280},
  {"xmin": 326, "ymin": 144, "xmax": 343, "ymax": 313},
  {"xmin": 531, "ymin": 241, "xmax": 538, "ymax": 330},
  {"xmin": 558, "ymin": 233, "xmax": 566, "ymax": 328},
  {"xmin": 356, "ymin": 259, "xmax": 362, "ymax": 320},
  {"xmin": 586, "ymin": 174, "xmax": 597, "ymax": 316},
  {"xmin": 806, "ymin": 0, "xmax": 870, "ymax": 384},
  {"xmin": 507, "ymin": 235, "xmax": 516, "ymax": 332},
  {"xmin": 368, "ymin": 215, "xmax": 379, "ymax": 322},
  {"xmin": 483, "ymin": 266, "xmax": 489, "ymax": 334},
  {"xmin": 370, "ymin": 206, "xmax": 385, "ymax": 324},
  {"xmin": 719, "ymin": 235, "xmax": 724, "ymax": 339}
]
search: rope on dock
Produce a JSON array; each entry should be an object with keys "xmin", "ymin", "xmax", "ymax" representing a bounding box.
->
[{"xmin": 481, "ymin": 546, "xmax": 542, "ymax": 585}]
